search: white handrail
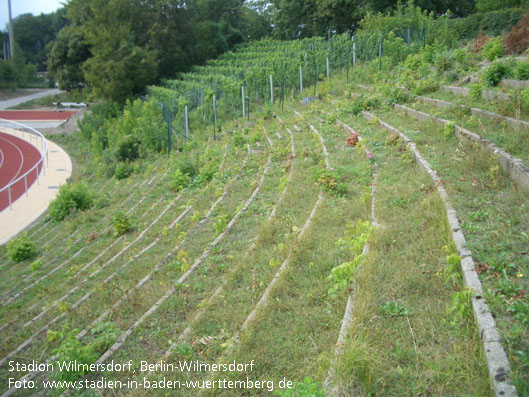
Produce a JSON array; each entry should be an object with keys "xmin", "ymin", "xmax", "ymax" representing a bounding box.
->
[{"xmin": 0, "ymin": 118, "xmax": 48, "ymax": 210}]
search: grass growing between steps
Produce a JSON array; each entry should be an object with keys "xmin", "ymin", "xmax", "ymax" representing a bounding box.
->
[
  {"xmin": 200, "ymin": 111, "xmax": 373, "ymax": 395},
  {"xmin": 409, "ymin": 100, "xmax": 529, "ymax": 164},
  {"xmin": 0, "ymin": 122, "xmax": 258, "ymax": 393},
  {"xmin": 428, "ymin": 89, "xmax": 529, "ymax": 123},
  {"xmin": 368, "ymin": 107, "xmax": 529, "ymax": 394},
  {"xmin": 290, "ymin": 96, "xmax": 491, "ymax": 395}
]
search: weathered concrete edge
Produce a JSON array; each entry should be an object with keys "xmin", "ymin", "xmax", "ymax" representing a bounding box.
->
[
  {"xmin": 441, "ymin": 85, "xmax": 512, "ymax": 102},
  {"xmin": 416, "ymin": 95, "xmax": 529, "ymax": 131},
  {"xmin": 394, "ymin": 103, "xmax": 529, "ymax": 196},
  {"xmin": 499, "ymin": 79, "xmax": 529, "ymax": 90},
  {"xmin": 362, "ymin": 110, "xmax": 518, "ymax": 397}
]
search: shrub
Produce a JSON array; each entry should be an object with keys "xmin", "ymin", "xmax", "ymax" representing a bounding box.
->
[
  {"xmin": 469, "ymin": 83, "xmax": 483, "ymax": 100},
  {"xmin": 30, "ymin": 259, "xmax": 43, "ymax": 272},
  {"xmin": 472, "ymin": 32, "xmax": 489, "ymax": 53},
  {"xmin": 197, "ymin": 161, "xmax": 218, "ymax": 185},
  {"xmin": 483, "ymin": 61, "xmax": 513, "ymax": 86},
  {"xmin": 115, "ymin": 135, "xmax": 141, "ymax": 162},
  {"xmin": 232, "ymin": 130, "xmax": 246, "ymax": 147},
  {"xmin": 515, "ymin": 60, "xmax": 529, "ymax": 80},
  {"xmin": 171, "ymin": 169, "xmax": 190, "ymax": 191},
  {"xmin": 176, "ymin": 156, "xmax": 198, "ymax": 179},
  {"xmin": 49, "ymin": 183, "xmax": 94, "ymax": 221},
  {"xmin": 114, "ymin": 162, "xmax": 134, "ymax": 180},
  {"xmin": 7, "ymin": 232, "xmax": 37, "ymax": 263},
  {"xmin": 481, "ymin": 37, "xmax": 505, "ymax": 61},
  {"xmin": 113, "ymin": 211, "xmax": 132, "ymax": 236}
]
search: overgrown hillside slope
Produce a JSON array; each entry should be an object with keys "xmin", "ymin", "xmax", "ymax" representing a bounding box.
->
[{"xmin": 1, "ymin": 7, "xmax": 528, "ymax": 396}]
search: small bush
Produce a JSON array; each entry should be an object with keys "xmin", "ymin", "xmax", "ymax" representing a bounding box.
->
[
  {"xmin": 113, "ymin": 211, "xmax": 132, "ymax": 236},
  {"xmin": 443, "ymin": 121, "xmax": 456, "ymax": 139},
  {"xmin": 7, "ymin": 232, "xmax": 37, "ymax": 263},
  {"xmin": 481, "ymin": 37, "xmax": 505, "ymax": 61},
  {"xmin": 469, "ymin": 83, "xmax": 483, "ymax": 100},
  {"xmin": 515, "ymin": 61, "xmax": 529, "ymax": 80},
  {"xmin": 49, "ymin": 183, "xmax": 94, "ymax": 221},
  {"xmin": 114, "ymin": 162, "xmax": 134, "ymax": 180},
  {"xmin": 472, "ymin": 32, "xmax": 489, "ymax": 53},
  {"xmin": 30, "ymin": 259, "xmax": 43, "ymax": 272},
  {"xmin": 171, "ymin": 169, "xmax": 190, "ymax": 191},
  {"xmin": 483, "ymin": 61, "xmax": 513, "ymax": 86},
  {"xmin": 176, "ymin": 156, "xmax": 198, "ymax": 178},
  {"xmin": 232, "ymin": 130, "xmax": 246, "ymax": 147},
  {"xmin": 115, "ymin": 135, "xmax": 141, "ymax": 162},
  {"xmin": 197, "ymin": 161, "xmax": 218, "ymax": 185}
]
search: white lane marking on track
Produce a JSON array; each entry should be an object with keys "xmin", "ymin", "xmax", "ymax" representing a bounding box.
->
[
  {"xmin": 0, "ymin": 134, "xmax": 24, "ymax": 186},
  {"xmin": 0, "ymin": 147, "xmax": 4, "ymax": 169}
]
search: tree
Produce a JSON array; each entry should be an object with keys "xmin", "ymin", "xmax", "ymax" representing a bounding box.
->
[
  {"xmin": 476, "ymin": 0, "xmax": 527, "ymax": 13},
  {"xmin": 47, "ymin": 27, "xmax": 90, "ymax": 90},
  {"xmin": 12, "ymin": 9, "xmax": 67, "ymax": 69}
]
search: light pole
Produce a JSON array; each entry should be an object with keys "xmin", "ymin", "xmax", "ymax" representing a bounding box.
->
[{"xmin": 8, "ymin": 0, "xmax": 14, "ymax": 58}]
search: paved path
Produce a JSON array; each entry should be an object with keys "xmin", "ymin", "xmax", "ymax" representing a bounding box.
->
[{"xmin": 0, "ymin": 89, "xmax": 62, "ymax": 110}]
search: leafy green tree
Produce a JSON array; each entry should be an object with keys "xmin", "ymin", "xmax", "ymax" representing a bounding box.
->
[
  {"xmin": 12, "ymin": 9, "xmax": 67, "ymax": 69},
  {"xmin": 476, "ymin": 0, "xmax": 527, "ymax": 13},
  {"xmin": 47, "ymin": 27, "xmax": 90, "ymax": 91}
]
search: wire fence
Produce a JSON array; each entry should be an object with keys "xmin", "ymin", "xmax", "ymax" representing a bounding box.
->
[{"xmin": 148, "ymin": 28, "xmax": 432, "ymax": 149}]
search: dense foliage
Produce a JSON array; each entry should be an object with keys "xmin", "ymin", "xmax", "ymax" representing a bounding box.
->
[
  {"xmin": 6, "ymin": 232, "xmax": 37, "ymax": 263},
  {"xmin": 48, "ymin": 183, "xmax": 94, "ymax": 221}
]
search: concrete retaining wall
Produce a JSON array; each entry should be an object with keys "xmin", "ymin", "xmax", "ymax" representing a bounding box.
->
[
  {"xmin": 500, "ymin": 79, "xmax": 529, "ymax": 90},
  {"xmin": 416, "ymin": 96, "xmax": 529, "ymax": 131},
  {"xmin": 441, "ymin": 85, "xmax": 512, "ymax": 102}
]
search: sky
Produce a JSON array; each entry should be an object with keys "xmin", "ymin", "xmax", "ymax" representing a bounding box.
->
[{"xmin": 1, "ymin": 0, "xmax": 64, "ymax": 30}]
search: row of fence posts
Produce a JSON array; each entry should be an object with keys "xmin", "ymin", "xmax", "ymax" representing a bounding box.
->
[{"xmin": 167, "ymin": 24, "xmax": 428, "ymax": 149}]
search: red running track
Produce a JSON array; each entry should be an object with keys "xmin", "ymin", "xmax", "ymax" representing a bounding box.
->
[
  {"xmin": 0, "ymin": 132, "xmax": 43, "ymax": 212},
  {"xmin": 0, "ymin": 110, "xmax": 76, "ymax": 121}
]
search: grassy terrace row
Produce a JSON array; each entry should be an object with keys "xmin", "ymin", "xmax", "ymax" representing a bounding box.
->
[
  {"xmin": 361, "ymin": 102, "xmax": 528, "ymax": 394},
  {"xmin": 0, "ymin": 133, "xmax": 227, "ymax": 307},
  {"xmin": 93, "ymin": 108, "xmax": 331, "ymax": 395},
  {"xmin": 0, "ymin": 159, "xmax": 173, "ymax": 318},
  {"xmin": 291, "ymin": 95, "xmax": 492, "ymax": 395},
  {"xmin": 0, "ymin": 160, "xmax": 167, "ymax": 307},
  {"xmin": 59, "ymin": 117, "xmax": 289, "ymax": 393},
  {"xmin": 0, "ymin": 131, "xmax": 121, "ymax": 264},
  {"xmin": 0, "ymin": 151, "xmax": 167, "ymax": 283},
  {"xmin": 0, "ymin": 136, "xmax": 236, "ymax": 355},
  {"xmin": 199, "ymin": 109, "xmax": 375, "ymax": 396},
  {"xmin": 408, "ymin": 97, "xmax": 529, "ymax": 165},
  {"xmin": 0, "ymin": 116, "xmax": 274, "ymax": 394}
]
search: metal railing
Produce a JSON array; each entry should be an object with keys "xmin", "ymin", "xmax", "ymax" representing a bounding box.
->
[{"xmin": 0, "ymin": 118, "xmax": 48, "ymax": 210}]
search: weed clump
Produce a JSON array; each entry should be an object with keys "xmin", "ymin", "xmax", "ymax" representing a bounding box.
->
[
  {"xmin": 113, "ymin": 211, "xmax": 132, "ymax": 236},
  {"xmin": 114, "ymin": 162, "xmax": 134, "ymax": 180},
  {"xmin": 7, "ymin": 232, "xmax": 38, "ymax": 263}
]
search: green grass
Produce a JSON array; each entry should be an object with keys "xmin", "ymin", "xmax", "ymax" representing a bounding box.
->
[
  {"xmin": 409, "ymin": 99, "xmax": 529, "ymax": 164},
  {"xmin": 367, "ymin": 105, "xmax": 529, "ymax": 394},
  {"xmin": 1, "ymin": 53, "xmax": 525, "ymax": 396}
]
